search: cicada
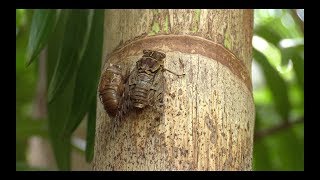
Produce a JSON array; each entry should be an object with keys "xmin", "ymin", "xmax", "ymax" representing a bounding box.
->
[
  {"xmin": 99, "ymin": 50, "xmax": 184, "ymax": 125},
  {"xmin": 127, "ymin": 50, "xmax": 184, "ymax": 116}
]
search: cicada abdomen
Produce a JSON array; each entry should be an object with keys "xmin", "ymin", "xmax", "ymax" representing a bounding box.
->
[{"xmin": 128, "ymin": 50, "xmax": 166, "ymax": 110}]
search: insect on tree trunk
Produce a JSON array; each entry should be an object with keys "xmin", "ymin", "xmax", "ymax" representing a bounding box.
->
[{"xmin": 93, "ymin": 9, "xmax": 254, "ymax": 171}]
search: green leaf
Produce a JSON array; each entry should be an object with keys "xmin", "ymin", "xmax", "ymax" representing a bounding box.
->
[
  {"xmin": 253, "ymin": 112, "xmax": 273, "ymax": 170},
  {"xmin": 253, "ymin": 136, "xmax": 273, "ymax": 170},
  {"xmin": 253, "ymin": 49, "xmax": 290, "ymax": 120},
  {"xmin": 264, "ymin": 124, "xmax": 304, "ymax": 170},
  {"xmin": 16, "ymin": 117, "xmax": 48, "ymax": 139},
  {"xmin": 47, "ymin": 10, "xmax": 94, "ymax": 103},
  {"xmin": 16, "ymin": 9, "xmax": 37, "ymax": 165},
  {"xmin": 16, "ymin": 9, "xmax": 27, "ymax": 36},
  {"xmin": 46, "ymin": 10, "xmax": 69, "ymax": 84},
  {"xmin": 16, "ymin": 139, "xmax": 28, "ymax": 162},
  {"xmin": 254, "ymin": 107, "xmax": 304, "ymax": 170},
  {"xmin": 255, "ymin": 25, "xmax": 282, "ymax": 46},
  {"xmin": 291, "ymin": 55, "xmax": 304, "ymax": 91},
  {"xmin": 62, "ymin": 10, "xmax": 103, "ymax": 136},
  {"xmin": 26, "ymin": 9, "xmax": 58, "ymax": 66},
  {"xmin": 280, "ymin": 45, "xmax": 304, "ymax": 91},
  {"xmin": 280, "ymin": 44, "xmax": 303, "ymax": 66},
  {"xmin": 46, "ymin": 10, "xmax": 72, "ymax": 170},
  {"xmin": 47, "ymin": 76, "xmax": 74, "ymax": 170},
  {"xmin": 86, "ymin": 98, "xmax": 97, "ymax": 162}
]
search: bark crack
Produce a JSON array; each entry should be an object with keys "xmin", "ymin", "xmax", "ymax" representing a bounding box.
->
[{"xmin": 195, "ymin": 55, "xmax": 200, "ymax": 169}]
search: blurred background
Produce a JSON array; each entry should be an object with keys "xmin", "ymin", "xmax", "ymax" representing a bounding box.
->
[{"xmin": 16, "ymin": 9, "xmax": 304, "ymax": 170}]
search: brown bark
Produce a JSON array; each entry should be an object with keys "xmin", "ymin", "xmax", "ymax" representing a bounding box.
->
[{"xmin": 93, "ymin": 9, "xmax": 254, "ymax": 171}]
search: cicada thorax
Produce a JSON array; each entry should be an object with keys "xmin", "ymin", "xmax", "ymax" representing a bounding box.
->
[
  {"xmin": 98, "ymin": 64, "xmax": 125, "ymax": 117},
  {"xmin": 128, "ymin": 50, "xmax": 166, "ymax": 109}
]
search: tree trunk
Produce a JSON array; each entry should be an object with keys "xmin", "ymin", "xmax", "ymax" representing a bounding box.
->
[{"xmin": 93, "ymin": 9, "xmax": 254, "ymax": 171}]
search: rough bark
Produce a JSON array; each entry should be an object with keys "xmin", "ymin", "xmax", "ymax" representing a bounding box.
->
[{"xmin": 93, "ymin": 9, "xmax": 254, "ymax": 171}]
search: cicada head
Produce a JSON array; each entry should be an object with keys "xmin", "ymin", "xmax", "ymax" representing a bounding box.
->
[{"xmin": 138, "ymin": 50, "xmax": 166, "ymax": 73}]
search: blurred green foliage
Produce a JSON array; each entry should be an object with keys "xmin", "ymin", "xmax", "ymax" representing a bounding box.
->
[
  {"xmin": 16, "ymin": 9, "xmax": 304, "ymax": 171},
  {"xmin": 16, "ymin": 9, "xmax": 48, "ymax": 167},
  {"xmin": 252, "ymin": 9, "xmax": 304, "ymax": 170},
  {"xmin": 16, "ymin": 9, "xmax": 104, "ymax": 170}
]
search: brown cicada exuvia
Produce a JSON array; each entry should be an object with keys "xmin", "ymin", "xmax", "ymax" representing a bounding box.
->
[{"xmin": 98, "ymin": 64, "xmax": 126, "ymax": 118}]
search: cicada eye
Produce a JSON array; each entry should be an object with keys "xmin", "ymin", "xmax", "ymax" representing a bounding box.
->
[
  {"xmin": 159, "ymin": 53, "xmax": 166, "ymax": 59},
  {"xmin": 143, "ymin": 49, "xmax": 149, "ymax": 54},
  {"xmin": 114, "ymin": 64, "xmax": 121, "ymax": 70},
  {"xmin": 154, "ymin": 51, "xmax": 165, "ymax": 60}
]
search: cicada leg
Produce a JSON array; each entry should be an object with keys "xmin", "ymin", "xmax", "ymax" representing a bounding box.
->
[
  {"xmin": 162, "ymin": 67, "xmax": 185, "ymax": 78},
  {"xmin": 147, "ymin": 70, "xmax": 165, "ymax": 127}
]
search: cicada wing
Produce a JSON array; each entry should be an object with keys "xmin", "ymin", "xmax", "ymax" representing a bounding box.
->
[
  {"xmin": 128, "ymin": 63, "xmax": 139, "ymax": 86},
  {"xmin": 115, "ymin": 64, "xmax": 138, "ymax": 121},
  {"xmin": 149, "ymin": 69, "xmax": 165, "ymax": 112}
]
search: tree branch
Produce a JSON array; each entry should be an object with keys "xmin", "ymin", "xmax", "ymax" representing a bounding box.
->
[{"xmin": 254, "ymin": 117, "xmax": 304, "ymax": 141}]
